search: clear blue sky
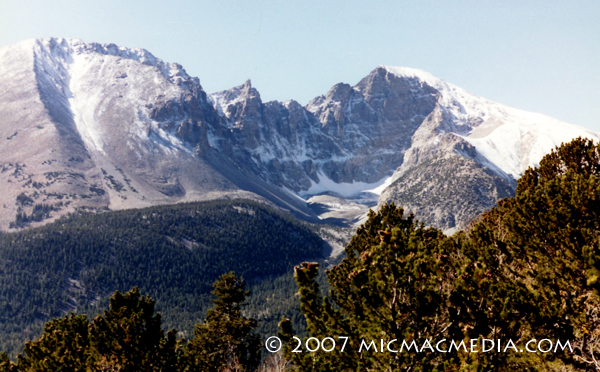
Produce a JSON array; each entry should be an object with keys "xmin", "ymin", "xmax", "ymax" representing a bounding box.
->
[{"xmin": 1, "ymin": 0, "xmax": 599, "ymax": 131}]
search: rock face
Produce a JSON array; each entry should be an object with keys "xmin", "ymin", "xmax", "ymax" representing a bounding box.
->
[
  {"xmin": 0, "ymin": 38, "xmax": 315, "ymax": 230},
  {"xmin": 379, "ymin": 147, "xmax": 516, "ymax": 231},
  {"xmin": 0, "ymin": 38, "xmax": 597, "ymax": 231},
  {"xmin": 209, "ymin": 80, "xmax": 340, "ymax": 192}
]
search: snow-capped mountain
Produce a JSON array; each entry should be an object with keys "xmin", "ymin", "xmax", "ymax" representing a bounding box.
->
[
  {"xmin": 0, "ymin": 37, "xmax": 316, "ymax": 230},
  {"xmin": 0, "ymin": 38, "xmax": 597, "ymax": 231}
]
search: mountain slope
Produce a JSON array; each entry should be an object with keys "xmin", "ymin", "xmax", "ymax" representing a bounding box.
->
[
  {"xmin": 0, "ymin": 38, "xmax": 316, "ymax": 230},
  {"xmin": 0, "ymin": 199, "xmax": 326, "ymax": 356},
  {"xmin": 370, "ymin": 66, "xmax": 598, "ymax": 229},
  {"xmin": 0, "ymin": 38, "xmax": 597, "ymax": 230}
]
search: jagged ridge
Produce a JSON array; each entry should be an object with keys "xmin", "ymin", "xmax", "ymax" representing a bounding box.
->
[{"xmin": 0, "ymin": 37, "xmax": 597, "ymax": 231}]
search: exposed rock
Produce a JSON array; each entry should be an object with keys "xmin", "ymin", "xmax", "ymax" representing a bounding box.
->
[
  {"xmin": 1, "ymin": 38, "xmax": 597, "ymax": 231},
  {"xmin": 380, "ymin": 142, "xmax": 516, "ymax": 231}
]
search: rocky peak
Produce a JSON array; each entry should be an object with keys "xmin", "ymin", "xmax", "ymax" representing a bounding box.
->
[
  {"xmin": 211, "ymin": 80, "xmax": 263, "ymax": 149},
  {"xmin": 324, "ymin": 82, "xmax": 354, "ymax": 102},
  {"xmin": 356, "ymin": 66, "xmax": 439, "ymax": 121},
  {"xmin": 3, "ymin": 38, "xmax": 598, "ymax": 232},
  {"xmin": 240, "ymin": 79, "xmax": 254, "ymax": 95}
]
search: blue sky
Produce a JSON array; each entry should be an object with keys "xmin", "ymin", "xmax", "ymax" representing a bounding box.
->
[{"xmin": 1, "ymin": 0, "xmax": 599, "ymax": 131}]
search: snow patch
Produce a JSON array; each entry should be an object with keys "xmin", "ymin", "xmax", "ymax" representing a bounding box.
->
[
  {"xmin": 383, "ymin": 65, "xmax": 600, "ymax": 178},
  {"xmin": 68, "ymin": 52, "xmax": 107, "ymax": 154},
  {"xmin": 460, "ymin": 113, "xmax": 600, "ymax": 178},
  {"xmin": 365, "ymin": 173, "xmax": 397, "ymax": 195},
  {"xmin": 301, "ymin": 172, "xmax": 392, "ymax": 198}
]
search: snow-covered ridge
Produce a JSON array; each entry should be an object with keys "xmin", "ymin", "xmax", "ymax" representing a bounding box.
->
[
  {"xmin": 209, "ymin": 80, "xmax": 254, "ymax": 118},
  {"xmin": 460, "ymin": 116, "xmax": 600, "ymax": 177},
  {"xmin": 25, "ymin": 38, "xmax": 193, "ymax": 86},
  {"xmin": 7, "ymin": 37, "xmax": 600, "ymax": 196},
  {"xmin": 3, "ymin": 37, "xmax": 600, "ymax": 231},
  {"xmin": 381, "ymin": 65, "xmax": 600, "ymax": 178},
  {"xmin": 381, "ymin": 65, "xmax": 508, "ymax": 126},
  {"xmin": 23, "ymin": 37, "xmax": 198, "ymax": 157}
]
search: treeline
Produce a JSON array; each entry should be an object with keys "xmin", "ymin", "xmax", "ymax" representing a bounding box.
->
[
  {"xmin": 282, "ymin": 137, "xmax": 600, "ymax": 371},
  {"xmin": 0, "ymin": 199, "xmax": 324, "ymax": 357},
  {"xmin": 0, "ymin": 273, "xmax": 265, "ymax": 372}
]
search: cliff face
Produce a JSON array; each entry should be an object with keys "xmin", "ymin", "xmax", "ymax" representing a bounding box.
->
[
  {"xmin": 1, "ymin": 38, "xmax": 597, "ymax": 231},
  {"xmin": 0, "ymin": 38, "xmax": 315, "ymax": 230}
]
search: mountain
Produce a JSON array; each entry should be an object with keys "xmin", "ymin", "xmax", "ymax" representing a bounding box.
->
[
  {"xmin": 0, "ymin": 38, "xmax": 317, "ymax": 231},
  {"xmin": 0, "ymin": 37, "xmax": 597, "ymax": 231}
]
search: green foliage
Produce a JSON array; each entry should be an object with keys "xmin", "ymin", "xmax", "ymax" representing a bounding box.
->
[
  {"xmin": 0, "ymin": 199, "xmax": 323, "ymax": 357},
  {"xmin": 0, "ymin": 353, "xmax": 17, "ymax": 372},
  {"xmin": 0, "ymin": 284, "xmax": 262, "ymax": 372},
  {"xmin": 7, "ymin": 288, "xmax": 182, "ymax": 372},
  {"xmin": 283, "ymin": 205, "xmax": 464, "ymax": 371},
  {"xmin": 464, "ymin": 137, "xmax": 600, "ymax": 369},
  {"xmin": 186, "ymin": 272, "xmax": 261, "ymax": 371},
  {"xmin": 89, "ymin": 288, "xmax": 180, "ymax": 372},
  {"xmin": 287, "ymin": 138, "xmax": 600, "ymax": 371},
  {"xmin": 17, "ymin": 314, "xmax": 89, "ymax": 372},
  {"xmin": 1, "ymin": 283, "xmax": 262, "ymax": 371}
]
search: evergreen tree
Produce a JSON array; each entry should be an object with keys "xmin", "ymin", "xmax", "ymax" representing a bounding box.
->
[
  {"xmin": 463, "ymin": 137, "xmax": 600, "ymax": 370},
  {"xmin": 283, "ymin": 205, "xmax": 464, "ymax": 371},
  {"xmin": 16, "ymin": 314, "xmax": 89, "ymax": 372},
  {"xmin": 89, "ymin": 287, "xmax": 181, "ymax": 372},
  {"xmin": 186, "ymin": 272, "xmax": 261, "ymax": 372},
  {"xmin": 0, "ymin": 353, "xmax": 17, "ymax": 372},
  {"xmin": 1, "ymin": 288, "xmax": 182, "ymax": 372}
]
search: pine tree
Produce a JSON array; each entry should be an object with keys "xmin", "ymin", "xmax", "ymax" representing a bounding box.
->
[
  {"xmin": 186, "ymin": 272, "xmax": 261, "ymax": 372},
  {"xmin": 1, "ymin": 288, "xmax": 182, "ymax": 372},
  {"xmin": 0, "ymin": 353, "xmax": 17, "ymax": 372},
  {"xmin": 283, "ymin": 204, "xmax": 464, "ymax": 371},
  {"xmin": 464, "ymin": 137, "xmax": 600, "ymax": 370},
  {"xmin": 89, "ymin": 287, "xmax": 181, "ymax": 372},
  {"xmin": 16, "ymin": 314, "xmax": 90, "ymax": 372}
]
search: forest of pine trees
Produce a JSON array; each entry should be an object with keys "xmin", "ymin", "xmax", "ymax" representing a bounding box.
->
[
  {"xmin": 0, "ymin": 199, "xmax": 325, "ymax": 358},
  {"xmin": 0, "ymin": 273, "xmax": 264, "ymax": 372},
  {"xmin": 1, "ymin": 138, "xmax": 599, "ymax": 371}
]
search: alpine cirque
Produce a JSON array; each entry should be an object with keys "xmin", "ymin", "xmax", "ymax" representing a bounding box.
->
[{"xmin": 1, "ymin": 38, "xmax": 597, "ymax": 231}]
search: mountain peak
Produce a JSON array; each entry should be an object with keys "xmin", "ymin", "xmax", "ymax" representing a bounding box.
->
[
  {"xmin": 4, "ymin": 37, "xmax": 194, "ymax": 85},
  {"xmin": 378, "ymin": 65, "xmax": 441, "ymax": 85},
  {"xmin": 1, "ymin": 37, "xmax": 598, "ymax": 232}
]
